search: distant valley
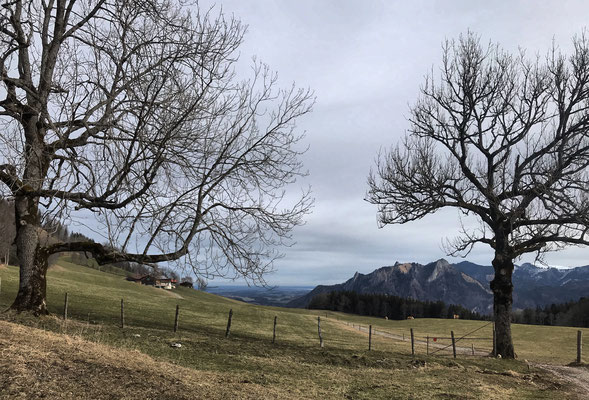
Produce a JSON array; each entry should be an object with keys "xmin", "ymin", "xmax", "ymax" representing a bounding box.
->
[{"xmin": 206, "ymin": 285, "xmax": 313, "ymax": 306}]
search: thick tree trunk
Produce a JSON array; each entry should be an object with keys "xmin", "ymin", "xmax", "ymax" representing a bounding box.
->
[
  {"xmin": 490, "ymin": 252, "xmax": 515, "ymax": 358},
  {"xmin": 8, "ymin": 109, "xmax": 51, "ymax": 314},
  {"xmin": 10, "ymin": 196, "xmax": 49, "ymax": 315}
]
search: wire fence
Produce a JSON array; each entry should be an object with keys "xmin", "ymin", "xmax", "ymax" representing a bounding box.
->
[
  {"xmin": 52, "ymin": 290, "xmax": 499, "ymax": 359},
  {"xmin": 3, "ymin": 288, "xmax": 585, "ymax": 363},
  {"xmin": 344, "ymin": 319, "xmax": 495, "ymax": 358}
]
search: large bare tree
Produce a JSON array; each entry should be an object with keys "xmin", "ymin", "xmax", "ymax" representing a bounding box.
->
[
  {"xmin": 0, "ymin": 0, "xmax": 313, "ymax": 314},
  {"xmin": 367, "ymin": 32, "xmax": 589, "ymax": 358}
]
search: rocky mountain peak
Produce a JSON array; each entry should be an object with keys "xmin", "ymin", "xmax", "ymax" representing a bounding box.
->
[
  {"xmin": 288, "ymin": 259, "xmax": 589, "ymax": 313},
  {"xmin": 427, "ymin": 259, "xmax": 452, "ymax": 282},
  {"xmin": 395, "ymin": 263, "xmax": 415, "ymax": 274}
]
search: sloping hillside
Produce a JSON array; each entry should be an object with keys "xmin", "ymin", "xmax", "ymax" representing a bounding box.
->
[
  {"xmin": 0, "ymin": 319, "xmax": 284, "ymax": 400},
  {"xmin": 1, "ymin": 260, "xmax": 587, "ymax": 399}
]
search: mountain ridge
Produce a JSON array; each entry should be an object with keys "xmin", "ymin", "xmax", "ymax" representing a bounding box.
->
[{"xmin": 289, "ymin": 259, "xmax": 589, "ymax": 313}]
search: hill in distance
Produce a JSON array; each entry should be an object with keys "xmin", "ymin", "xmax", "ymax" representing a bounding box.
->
[{"xmin": 290, "ymin": 259, "xmax": 589, "ymax": 313}]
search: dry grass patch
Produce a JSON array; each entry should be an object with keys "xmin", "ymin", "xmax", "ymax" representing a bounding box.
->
[
  {"xmin": 1, "ymin": 315, "xmax": 574, "ymax": 400},
  {"xmin": 1, "ymin": 262, "xmax": 586, "ymax": 399},
  {"xmin": 0, "ymin": 319, "xmax": 301, "ymax": 400}
]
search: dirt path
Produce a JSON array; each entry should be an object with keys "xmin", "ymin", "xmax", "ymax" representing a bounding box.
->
[{"xmin": 533, "ymin": 363, "xmax": 589, "ymax": 397}]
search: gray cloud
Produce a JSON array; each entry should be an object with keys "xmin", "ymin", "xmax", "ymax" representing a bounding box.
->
[{"xmin": 195, "ymin": 1, "xmax": 589, "ymax": 285}]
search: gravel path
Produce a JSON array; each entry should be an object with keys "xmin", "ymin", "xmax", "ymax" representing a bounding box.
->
[{"xmin": 533, "ymin": 363, "xmax": 589, "ymax": 397}]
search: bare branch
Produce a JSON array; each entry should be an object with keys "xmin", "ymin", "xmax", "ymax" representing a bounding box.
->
[
  {"xmin": 0, "ymin": 0, "xmax": 314, "ymax": 300},
  {"xmin": 368, "ymin": 32, "xmax": 589, "ymax": 261}
]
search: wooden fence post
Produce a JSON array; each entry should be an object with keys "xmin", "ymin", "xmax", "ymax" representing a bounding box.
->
[
  {"xmin": 272, "ymin": 316, "xmax": 277, "ymax": 344},
  {"xmin": 493, "ymin": 322, "xmax": 497, "ymax": 357},
  {"xmin": 173, "ymin": 305, "xmax": 179, "ymax": 333},
  {"xmin": 410, "ymin": 328, "xmax": 415, "ymax": 356},
  {"xmin": 225, "ymin": 309, "xmax": 233, "ymax": 338},
  {"xmin": 63, "ymin": 292, "xmax": 69, "ymax": 321},
  {"xmin": 577, "ymin": 330, "xmax": 583, "ymax": 363},
  {"xmin": 120, "ymin": 299, "xmax": 125, "ymax": 329},
  {"xmin": 471, "ymin": 343, "xmax": 475, "ymax": 356},
  {"xmin": 0, "ymin": 276, "xmax": 2, "ymax": 296},
  {"xmin": 426, "ymin": 335, "xmax": 429, "ymax": 355},
  {"xmin": 451, "ymin": 330, "xmax": 457, "ymax": 359},
  {"xmin": 369, "ymin": 325, "xmax": 372, "ymax": 351},
  {"xmin": 318, "ymin": 316, "xmax": 324, "ymax": 348}
]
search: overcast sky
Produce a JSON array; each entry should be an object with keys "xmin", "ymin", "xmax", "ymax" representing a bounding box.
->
[{"xmin": 195, "ymin": 1, "xmax": 589, "ymax": 286}]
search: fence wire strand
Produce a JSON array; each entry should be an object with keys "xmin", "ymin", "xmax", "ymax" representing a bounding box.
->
[{"xmin": 429, "ymin": 321, "xmax": 493, "ymax": 355}]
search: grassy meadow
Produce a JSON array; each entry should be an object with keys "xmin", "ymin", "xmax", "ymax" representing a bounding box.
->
[{"xmin": 0, "ymin": 260, "xmax": 587, "ymax": 399}]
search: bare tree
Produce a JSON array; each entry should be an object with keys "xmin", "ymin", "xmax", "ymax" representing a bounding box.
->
[
  {"xmin": 196, "ymin": 276, "xmax": 207, "ymax": 291},
  {"xmin": 0, "ymin": 0, "xmax": 313, "ymax": 314},
  {"xmin": 367, "ymin": 32, "xmax": 589, "ymax": 358}
]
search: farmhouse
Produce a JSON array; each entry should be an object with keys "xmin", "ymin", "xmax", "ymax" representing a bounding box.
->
[
  {"xmin": 155, "ymin": 278, "xmax": 177, "ymax": 290},
  {"xmin": 126, "ymin": 275, "xmax": 177, "ymax": 290}
]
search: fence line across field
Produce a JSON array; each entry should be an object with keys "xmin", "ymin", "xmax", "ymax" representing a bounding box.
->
[{"xmin": 24, "ymin": 292, "xmax": 585, "ymax": 364}]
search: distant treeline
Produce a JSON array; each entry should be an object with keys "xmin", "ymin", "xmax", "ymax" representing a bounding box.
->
[
  {"xmin": 307, "ymin": 291, "xmax": 485, "ymax": 320},
  {"xmin": 308, "ymin": 289, "xmax": 589, "ymax": 327},
  {"xmin": 513, "ymin": 297, "xmax": 589, "ymax": 328}
]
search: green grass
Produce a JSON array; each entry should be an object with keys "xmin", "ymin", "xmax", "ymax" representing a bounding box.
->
[
  {"xmin": 326, "ymin": 312, "xmax": 589, "ymax": 365},
  {"xmin": 0, "ymin": 260, "xmax": 585, "ymax": 399}
]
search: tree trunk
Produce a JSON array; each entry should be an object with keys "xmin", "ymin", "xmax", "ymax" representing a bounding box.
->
[
  {"xmin": 490, "ymin": 251, "xmax": 515, "ymax": 358},
  {"xmin": 8, "ymin": 110, "xmax": 51, "ymax": 315},
  {"xmin": 10, "ymin": 196, "xmax": 49, "ymax": 315}
]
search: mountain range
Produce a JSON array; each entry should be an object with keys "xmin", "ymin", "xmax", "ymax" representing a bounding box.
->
[{"xmin": 288, "ymin": 259, "xmax": 589, "ymax": 314}]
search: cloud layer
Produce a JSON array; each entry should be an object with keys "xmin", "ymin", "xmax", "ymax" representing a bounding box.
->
[{"xmin": 196, "ymin": 1, "xmax": 589, "ymax": 285}]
